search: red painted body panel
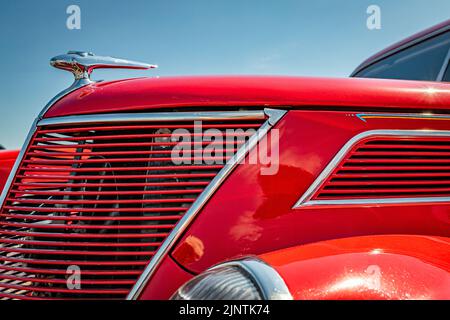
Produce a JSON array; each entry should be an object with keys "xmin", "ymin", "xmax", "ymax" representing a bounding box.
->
[
  {"xmin": 44, "ymin": 76, "xmax": 450, "ymax": 118},
  {"xmin": 260, "ymin": 235, "xmax": 450, "ymax": 300},
  {"xmin": 171, "ymin": 110, "xmax": 450, "ymax": 276},
  {"xmin": 0, "ymin": 150, "xmax": 18, "ymax": 193},
  {"xmin": 139, "ymin": 256, "xmax": 193, "ymax": 300}
]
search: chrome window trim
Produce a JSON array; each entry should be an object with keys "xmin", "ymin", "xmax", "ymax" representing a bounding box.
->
[
  {"xmin": 211, "ymin": 258, "xmax": 293, "ymax": 300},
  {"xmin": 351, "ymin": 24, "xmax": 450, "ymax": 77},
  {"xmin": 293, "ymin": 129, "xmax": 450, "ymax": 208},
  {"xmin": 127, "ymin": 108, "xmax": 287, "ymax": 299}
]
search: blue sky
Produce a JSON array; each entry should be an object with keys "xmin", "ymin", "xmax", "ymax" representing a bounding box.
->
[{"xmin": 0, "ymin": 0, "xmax": 449, "ymax": 148}]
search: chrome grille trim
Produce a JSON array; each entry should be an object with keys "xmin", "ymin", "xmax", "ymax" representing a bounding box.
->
[
  {"xmin": 126, "ymin": 108, "xmax": 287, "ymax": 299},
  {"xmin": 0, "ymin": 108, "xmax": 287, "ymax": 299},
  {"xmin": 37, "ymin": 111, "xmax": 266, "ymax": 127}
]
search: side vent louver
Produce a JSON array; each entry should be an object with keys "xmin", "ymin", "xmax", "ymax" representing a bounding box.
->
[{"xmin": 297, "ymin": 130, "xmax": 450, "ymax": 206}]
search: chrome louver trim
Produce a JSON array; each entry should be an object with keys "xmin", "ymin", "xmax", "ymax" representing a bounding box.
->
[
  {"xmin": 126, "ymin": 108, "xmax": 287, "ymax": 299},
  {"xmin": 293, "ymin": 129, "xmax": 450, "ymax": 208}
]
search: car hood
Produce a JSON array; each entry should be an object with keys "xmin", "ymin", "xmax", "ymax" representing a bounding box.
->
[{"xmin": 44, "ymin": 76, "xmax": 450, "ymax": 118}]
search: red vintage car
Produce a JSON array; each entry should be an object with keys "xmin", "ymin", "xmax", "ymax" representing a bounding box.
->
[{"xmin": 0, "ymin": 20, "xmax": 449, "ymax": 300}]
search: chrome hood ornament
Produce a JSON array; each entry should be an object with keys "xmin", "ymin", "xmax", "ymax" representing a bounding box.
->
[
  {"xmin": 50, "ymin": 51, "xmax": 158, "ymax": 85},
  {"xmin": 37, "ymin": 51, "xmax": 157, "ymax": 119}
]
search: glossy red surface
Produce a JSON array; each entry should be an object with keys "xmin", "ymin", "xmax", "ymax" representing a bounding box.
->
[
  {"xmin": 0, "ymin": 150, "xmax": 18, "ymax": 193},
  {"xmin": 260, "ymin": 235, "xmax": 450, "ymax": 300},
  {"xmin": 44, "ymin": 76, "xmax": 450, "ymax": 118},
  {"xmin": 138, "ymin": 255, "xmax": 193, "ymax": 300},
  {"xmin": 171, "ymin": 110, "xmax": 450, "ymax": 277}
]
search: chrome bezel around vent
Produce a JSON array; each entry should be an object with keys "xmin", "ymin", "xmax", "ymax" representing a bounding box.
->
[{"xmin": 293, "ymin": 129, "xmax": 450, "ymax": 208}]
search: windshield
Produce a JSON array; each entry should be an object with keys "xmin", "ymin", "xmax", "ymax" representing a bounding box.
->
[{"xmin": 354, "ymin": 31, "xmax": 450, "ymax": 81}]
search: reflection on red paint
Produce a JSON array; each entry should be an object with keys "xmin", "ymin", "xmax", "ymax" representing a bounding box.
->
[{"xmin": 172, "ymin": 235, "xmax": 205, "ymax": 266}]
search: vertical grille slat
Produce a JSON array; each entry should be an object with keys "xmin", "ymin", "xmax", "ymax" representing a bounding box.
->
[{"xmin": 0, "ymin": 114, "xmax": 265, "ymax": 299}]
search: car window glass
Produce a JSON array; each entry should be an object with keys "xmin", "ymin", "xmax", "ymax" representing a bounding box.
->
[{"xmin": 355, "ymin": 31, "xmax": 450, "ymax": 81}]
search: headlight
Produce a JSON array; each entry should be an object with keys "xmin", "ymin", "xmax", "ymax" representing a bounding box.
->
[{"xmin": 171, "ymin": 258, "xmax": 292, "ymax": 300}]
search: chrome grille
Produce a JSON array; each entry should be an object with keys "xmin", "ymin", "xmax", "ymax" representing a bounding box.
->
[{"xmin": 0, "ymin": 112, "xmax": 266, "ymax": 299}]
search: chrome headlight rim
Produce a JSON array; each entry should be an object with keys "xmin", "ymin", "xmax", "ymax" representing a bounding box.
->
[
  {"xmin": 172, "ymin": 257, "xmax": 293, "ymax": 300},
  {"xmin": 211, "ymin": 257, "xmax": 292, "ymax": 300}
]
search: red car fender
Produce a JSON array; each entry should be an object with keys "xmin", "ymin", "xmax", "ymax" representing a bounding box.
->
[
  {"xmin": 0, "ymin": 150, "xmax": 19, "ymax": 193},
  {"xmin": 259, "ymin": 235, "xmax": 450, "ymax": 300}
]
